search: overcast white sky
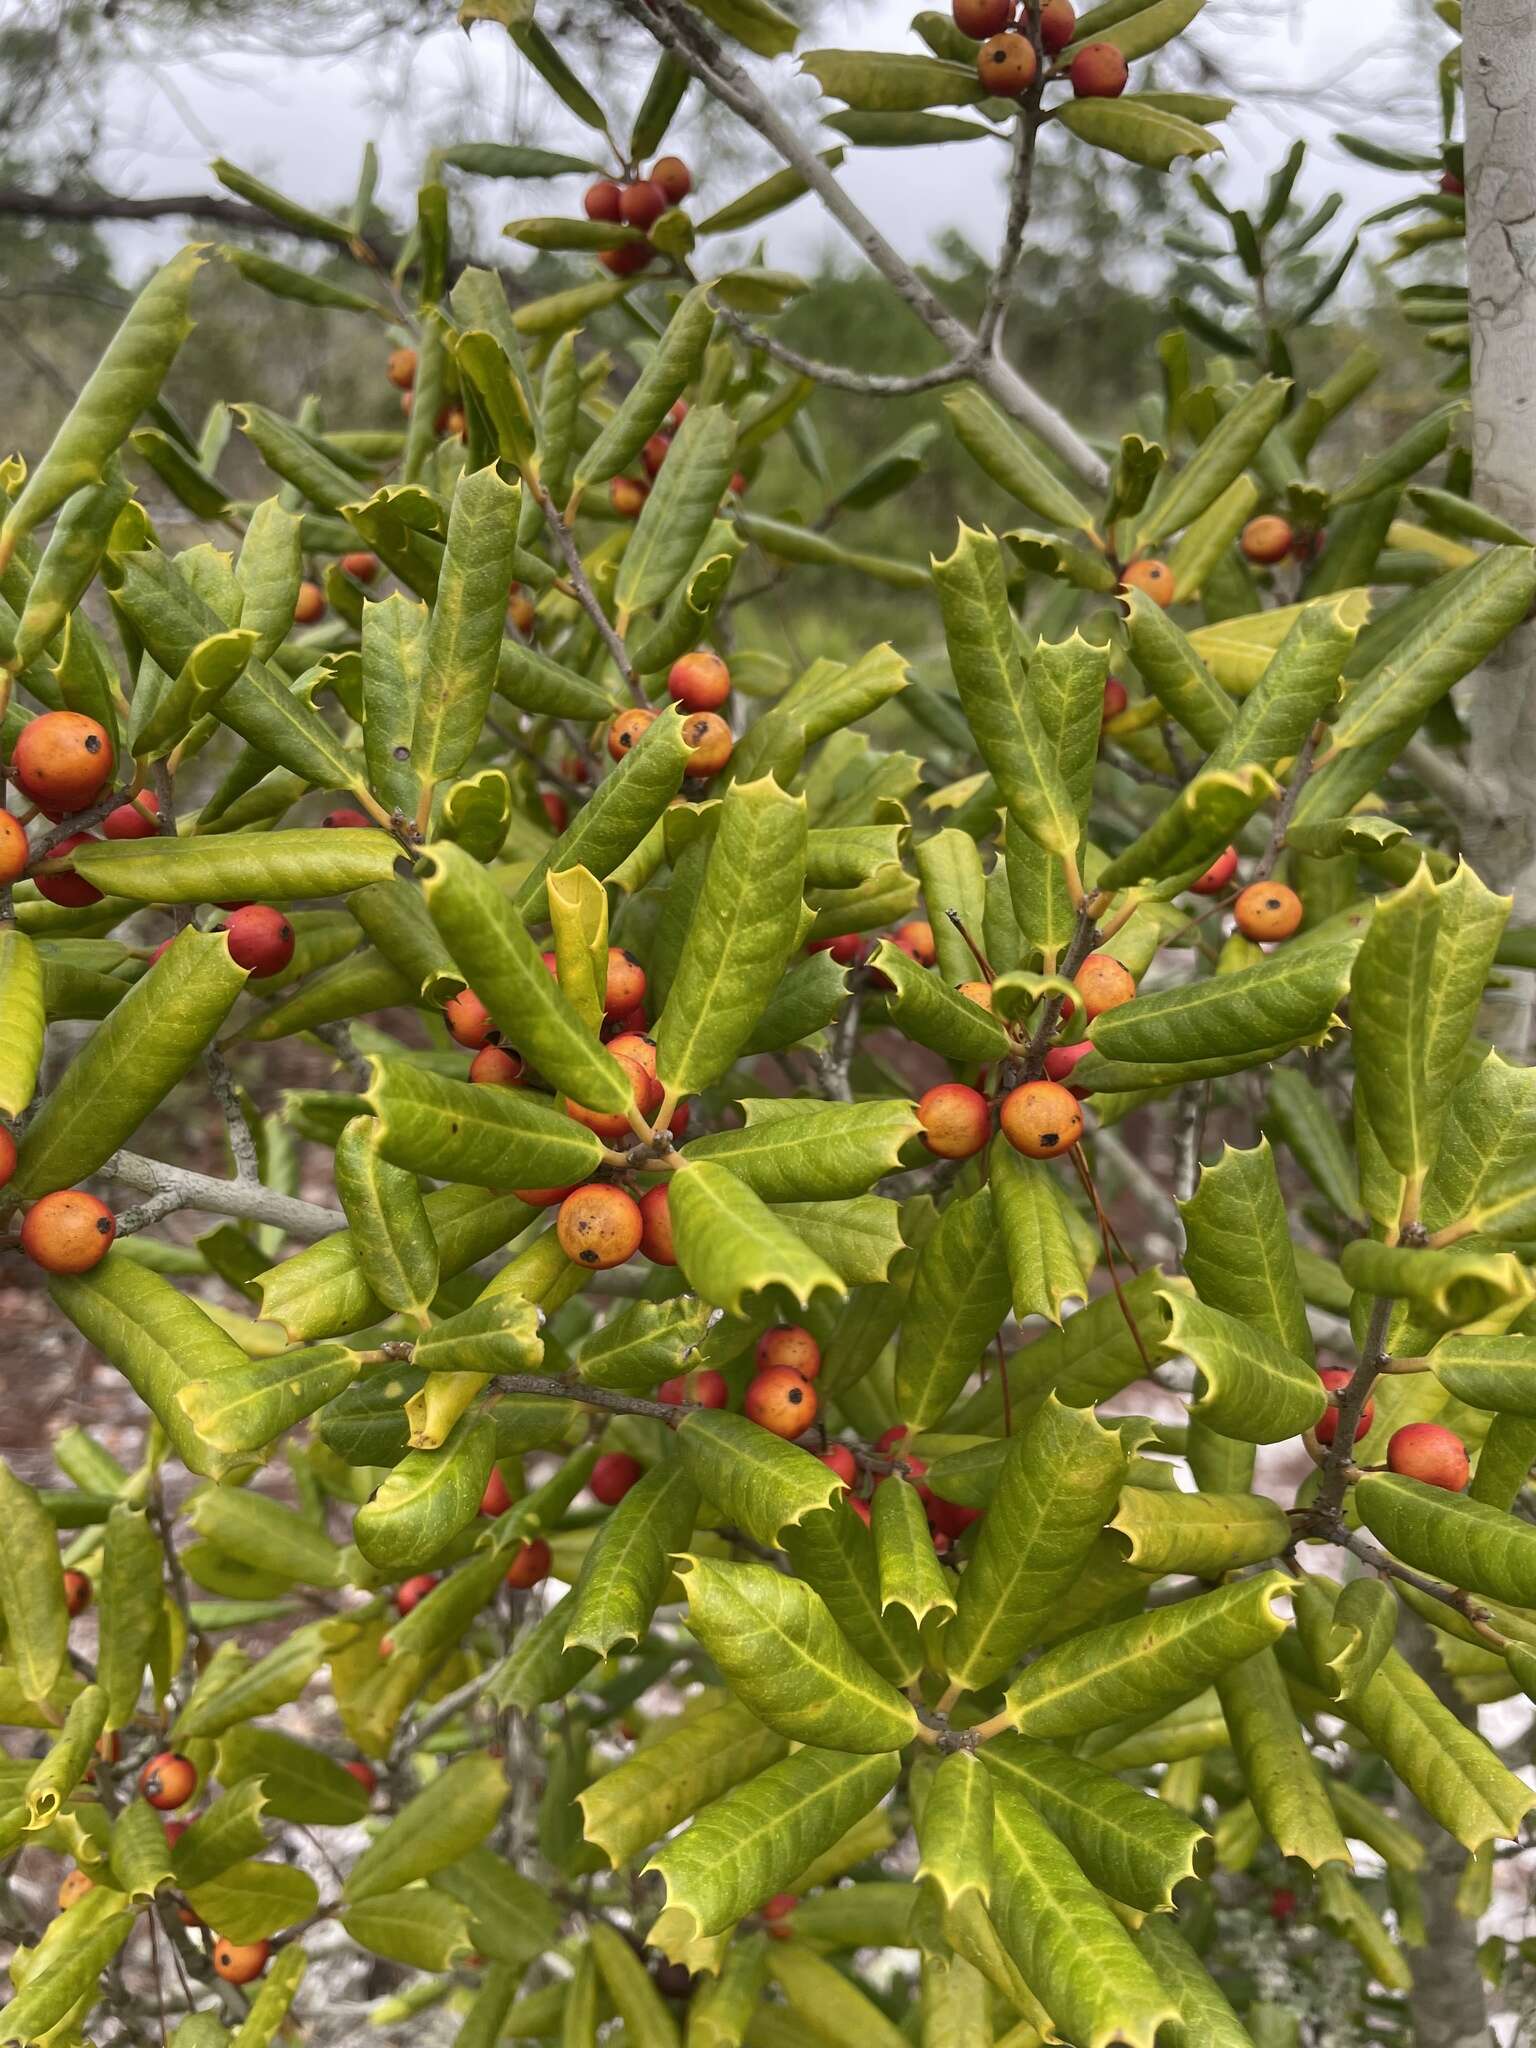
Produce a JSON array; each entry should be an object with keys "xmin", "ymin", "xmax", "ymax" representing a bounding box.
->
[{"xmin": 83, "ymin": 0, "xmax": 1432, "ymax": 281}]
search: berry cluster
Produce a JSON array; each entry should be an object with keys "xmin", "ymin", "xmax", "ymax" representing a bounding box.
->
[
  {"xmin": 953, "ymin": 2, "xmax": 1130, "ymax": 102},
  {"xmin": 585, "ymin": 157, "xmax": 694, "ymax": 277}
]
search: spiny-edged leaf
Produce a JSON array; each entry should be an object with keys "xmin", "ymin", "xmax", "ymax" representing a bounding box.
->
[
  {"xmin": 675, "ymin": 1554, "xmax": 918, "ymax": 1752},
  {"xmin": 1138, "ymin": 376, "xmax": 1290, "ymax": 547},
  {"xmin": 932, "ymin": 525, "xmax": 1080, "ymax": 859},
  {"xmin": 988, "ymin": 1777, "xmax": 1176, "ymax": 2048},
  {"xmin": 421, "ymin": 838, "xmax": 634, "ymax": 1112},
  {"xmin": 0, "ymin": 1463, "xmax": 70, "ymax": 1705},
  {"xmin": 1136, "ymin": 1916, "xmax": 1256, "ymax": 2048},
  {"xmin": 127, "ymin": 626, "xmax": 257, "ymax": 761},
  {"xmin": 646, "ymin": 1746, "xmax": 900, "ymax": 1949},
  {"xmin": 0, "ymin": 928, "xmax": 44, "ymax": 1118},
  {"xmin": 564, "ymin": 1459, "xmax": 699, "ymax": 1657},
  {"xmin": 1293, "ymin": 1576, "xmax": 1398, "ymax": 1702},
  {"xmin": 675, "ymin": 1408, "xmax": 846, "ymax": 1547},
  {"xmin": 577, "ymin": 1698, "xmax": 787, "ymax": 1870},
  {"xmin": 1002, "ymin": 634, "xmax": 1108, "ymax": 959},
  {"xmin": 352, "ymin": 1411, "xmax": 495, "ymax": 1571},
  {"xmin": 411, "ymin": 1293, "xmax": 543, "ymax": 1376},
  {"xmin": 668, "ymin": 1158, "xmax": 844, "ymax": 1318},
  {"xmin": 67, "ymin": 828, "xmax": 396, "ymax": 905},
  {"xmin": 49, "ymin": 1254, "xmax": 255, "ymax": 1480},
  {"xmin": 893, "ymin": 1185, "xmax": 1012, "ymax": 1431},
  {"xmin": 1350, "ymin": 863, "xmax": 1448, "ymax": 1196},
  {"xmin": 1076, "ymin": 941, "xmax": 1355, "ymax": 1090},
  {"xmin": 984, "ymin": 1734, "xmax": 1208, "ymax": 1913},
  {"xmin": 1156, "ymin": 1289, "xmax": 1325, "ymax": 1443},
  {"xmin": 871, "ymin": 1475, "xmax": 955, "ymax": 1626},
  {"xmin": 1094, "ymin": 759, "xmax": 1277, "ymax": 893},
  {"xmin": 0, "ymin": 246, "xmax": 203, "ymax": 567},
  {"xmin": 344, "ymin": 1751, "xmax": 505, "ymax": 1902},
  {"xmin": 1215, "ymin": 1647, "xmax": 1352, "ymax": 1869},
  {"xmin": 990, "ymin": 1137, "xmax": 1093, "ymax": 1326},
  {"xmin": 178, "ymin": 1343, "xmax": 361, "ymax": 1455},
  {"xmin": 774, "ymin": 1197, "xmax": 906, "ymax": 1288},
  {"xmin": 1423, "ymin": 1055, "xmax": 1536, "ymax": 1244},
  {"xmin": 334, "ymin": 1115, "xmax": 439, "ymax": 1321},
  {"xmin": 1109, "ymin": 1487, "xmax": 1291, "ymax": 1574},
  {"xmin": 515, "ymin": 708, "xmax": 692, "ymax": 924},
  {"xmin": 864, "ymin": 940, "xmax": 1009, "ymax": 1061},
  {"xmin": 9, "ymin": 927, "xmax": 247, "ymax": 1199},
  {"xmin": 682, "ymin": 1099, "xmax": 919, "ymax": 1201},
  {"xmin": 1339, "ymin": 1236, "xmax": 1534, "ymax": 1326},
  {"xmin": 782, "ymin": 1500, "xmax": 923, "ymax": 1688},
  {"xmin": 1003, "ymin": 1570, "xmax": 1295, "ymax": 1737},
  {"xmin": 916, "ymin": 1749, "xmax": 993, "ymax": 1911},
  {"xmin": 1356, "ymin": 1471, "xmax": 1536, "ymax": 1608},
  {"xmin": 0, "ymin": 1905, "xmax": 134, "ymax": 2043},
  {"xmin": 1205, "ymin": 589, "xmax": 1365, "ymax": 777},
  {"xmin": 943, "ymin": 387, "xmax": 1097, "ymax": 535},
  {"xmin": 942, "ymin": 1396, "xmax": 1126, "ymax": 1691},
  {"xmin": 616, "ymin": 404, "xmax": 737, "ymax": 615},
  {"xmin": 1182, "ymin": 1138, "xmax": 1315, "ymax": 1360},
  {"xmin": 546, "ymin": 864, "xmax": 608, "ymax": 1036},
  {"xmin": 1121, "ymin": 586, "xmax": 1234, "ymax": 750},
  {"xmin": 364, "ymin": 1054, "xmax": 604, "ymax": 1190},
  {"xmin": 573, "ymin": 1295, "xmax": 714, "ymax": 1392},
  {"xmin": 1329, "ymin": 545, "xmax": 1536, "ymax": 754}
]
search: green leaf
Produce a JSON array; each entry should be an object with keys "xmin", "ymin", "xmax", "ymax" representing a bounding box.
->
[
  {"xmin": 0, "ymin": 247, "xmax": 203, "ymax": 569},
  {"xmin": 655, "ymin": 778, "xmax": 807, "ymax": 1096},
  {"xmin": 646, "ymin": 1747, "xmax": 900, "ymax": 1948},
  {"xmin": 677, "ymin": 1554, "xmax": 917, "ymax": 1752},
  {"xmin": 801, "ymin": 48, "xmax": 987, "ymax": 111},
  {"xmin": 50, "ymin": 1253, "xmax": 255, "ymax": 1479},
  {"xmin": 1293, "ymin": 1577, "xmax": 1398, "ymax": 1702},
  {"xmin": 1156, "ymin": 1288, "xmax": 1326, "ymax": 1443},
  {"xmin": 440, "ymin": 141, "xmax": 598, "ymax": 177},
  {"xmin": 410, "ymin": 464, "xmax": 520, "ymax": 789},
  {"xmin": 827, "ymin": 108, "xmax": 992, "ymax": 145},
  {"xmin": 1262, "ymin": 1072, "xmax": 1362, "ymax": 1219},
  {"xmin": 950, "ymin": 1266, "xmax": 1187, "ymax": 1428},
  {"xmin": 1056, "ymin": 95, "xmax": 1221, "ymax": 173},
  {"xmin": 108, "ymin": 1797, "xmax": 176, "ymax": 1900},
  {"xmin": 67, "ymin": 828, "xmax": 394, "ymax": 905},
  {"xmin": 942, "ymin": 1396, "xmax": 1127, "ymax": 1692},
  {"xmin": 984, "ymin": 1734, "xmax": 1207, "ymax": 1912},
  {"xmin": 669, "ymin": 1159, "xmax": 844, "ymax": 1318},
  {"xmin": 933, "ymin": 526, "xmax": 1080, "ymax": 861},
  {"xmin": 334, "ymin": 1116, "xmax": 439, "ymax": 1321},
  {"xmin": 341, "ymin": 1889, "xmax": 474, "ymax": 1972},
  {"xmin": 0, "ymin": 1905, "xmax": 133, "ymax": 2044},
  {"xmin": 675, "ymin": 1411, "xmax": 847, "ymax": 1553},
  {"xmin": 364, "ymin": 1054, "xmax": 603, "ymax": 1190},
  {"xmin": 412, "ymin": 1294, "xmax": 543, "ymax": 1376},
  {"xmin": 184, "ymin": 1860, "xmax": 319, "ymax": 1943},
  {"xmin": 864, "ymin": 940, "xmax": 1009, "ymax": 1062},
  {"xmin": 894, "ymin": 1186, "xmax": 1012, "ymax": 1431},
  {"xmin": 9, "ymin": 928, "xmax": 247, "ymax": 1198},
  {"xmin": 361, "ymin": 592, "xmax": 428, "ymax": 819},
  {"xmin": 0, "ymin": 1466, "xmax": 71, "ymax": 1711},
  {"xmin": 1094, "ymin": 761, "xmax": 1277, "ymax": 894},
  {"xmin": 577, "ymin": 1698, "xmax": 787, "ymax": 1870},
  {"xmin": 353, "ymin": 1411, "xmax": 496, "ymax": 1570},
  {"xmin": 175, "ymin": 1616, "xmax": 358, "ymax": 1741},
  {"xmin": 97, "ymin": 1505, "xmax": 163, "ymax": 1729},
  {"xmin": 1206, "ymin": 589, "xmax": 1365, "ymax": 777},
  {"xmin": 1070, "ymin": 0, "xmax": 1208, "ymax": 57},
  {"xmin": 1350, "ymin": 863, "xmax": 1448, "ymax": 1200},
  {"xmin": 1139, "ymin": 378, "xmax": 1290, "ymax": 548},
  {"xmin": 1215, "ymin": 1647, "xmax": 1352, "ymax": 1868},
  {"xmin": 430, "ymin": 1845, "xmax": 560, "ymax": 1970},
  {"xmin": 216, "ymin": 1727, "xmax": 369, "ymax": 1828},
  {"xmin": 1422, "ymin": 1055, "xmax": 1536, "ymax": 1244},
  {"xmin": 1430, "ymin": 1333, "xmax": 1536, "ymax": 1414},
  {"xmin": 1356, "ymin": 1471, "xmax": 1536, "ymax": 1607},
  {"xmin": 1135, "ymin": 1917, "xmax": 1256, "ymax": 2048},
  {"xmin": 1339, "ymin": 1237, "xmax": 1533, "ymax": 1326},
  {"xmin": 1329, "ymin": 545, "xmax": 1536, "ymax": 754},
  {"xmin": 223, "ymin": 246, "xmax": 386, "ymax": 317},
  {"xmin": 344, "ymin": 1751, "xmax": 505, "ymax": 1902},
  {"xmin": 990, "ymin": 1139, "xmax": 1093, "ymax": 1326},
  {"xmin": 781, "ymin": 1501, "xmax": 923, "ymax": 1688},
  {"xmin": 576, "ymin": 284, "xmax": 718, "ymax": 487},
  {"xmin": 988, "ymin": 1777, "xmax": 1176, "ymax": 2048},
  {"xmin": 1121, "ymin": 587, "xmax": 1235, "ymax": 750},
  {"xmin": 767, "ymin": 1944, "xmax": 906, "ymax": 2048},
  {"xmin": 872, "ymin": 1475, "xmax": 955, "ymax": 1627},
  {"xmin": 564, "ymin": 1459, "xmax": 698, "ymax": 1657},
  {"xmin": 185, "ymin": 1485, "xmax": 346, "ymax": 1589},
  {"xmin": 682, "ymin": 1099, "xmax": 919, "ymax": 1201},
  {"xmin": 1003, "ymin": 1571, "xmax": 1295, "ymax": 1737},
  {"xmin": 14, "ymin": 458, "xmax": 134, "ymax": 666},
  {"xmin": 573, "ymin": 1295, "xmax": 713, "ymax": 1392},
  {"xmin": 0, "ymin": 928, "xmax": 44, "ymax": 1116},
  {"xmin": 1181, "ymin": 1138, "xmax": 1315, "ymax": 1359},
  {"xmin": 1109, "ymin": 1487, "xmax": 1291, "ymax": 1573},
  {"xmin": 915, "ymin": 1748, "xmax": 993, "ymax": 1911},
  {"xmin": 616, "ymin": 405, "xmax": 737, "ymax": 615},
  {"xmin": 178, "ymin": 1343, "xmax": 361, "ymax": 1455},
  {"xmin": 943, "ymin": 388, "xmax": 1097, "ymax": 536},
  {"xmin": 1334, "ymin": 400, "xmax": 1466, "ymax": 508}
]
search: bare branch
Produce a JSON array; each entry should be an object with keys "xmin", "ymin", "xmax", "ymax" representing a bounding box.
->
[
  {"xmin": 711, "ymin": 301, "xmax": 968, "ymax": 396},
  {"xmin": 102, "ymin": 1150, "xmax": 345, "ymax": 1239}
]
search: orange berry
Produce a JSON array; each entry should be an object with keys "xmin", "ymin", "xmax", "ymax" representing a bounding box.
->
[
  {"xmin": 1387, "ymin": 1422, "xmax": 1470, "ymax": 1492},
  {"xmin": 57, "ymin": 1867, "xmax": 94, "ymax": 1910},
  {"xmin": 394, "ymin": 1574, "xmax": 438, "ymax": 1614},
  {"xmin": 20, "ymin": 1190, "xmax": 116, "ymax": 1274},
  {"xmin": 293, "ymin": 580, "xmax": 326, "ymax": 626},
  {"xmin": 63, "ymin": 1569, "xmax": 92, "ymax": 1617},
  {"xmin": 566, "ymin": 1050, "xmax": 656, "ymax": 1139},
  {"xmin": 508, "ymin": 590, "xmax": 536, "ymax": 635},
  {"xmin": 745, "ymin": 1364, "xmax": 818, "ymax": 1438},
  {"xmin": 1040, "ymin": 0, "xmax": 1076, "ymax": 52},
  {"xmin": 977, "ymin": 30, "xmax": 1037, "ymax": 95},
  {"xmin": 756, "ymin": 1325, "xmax": 822, "ymax": 1380},
  {"xmin": 213, "ymin": 1939, "xmax": 269, "ymax": 1984},
  {"xmin": 610, "ymin": 476, "xmax": 650, "ymax": 522},
  {"xmin": 952, "ymin": 0, "xmax": 1010, "ymax": 32},
  {"xmin": 608, "ymin": 708, "xmax": 656, "ymax": 761},
  {"xmin": 102, "ymin": 790, "xmax": 161, "ymax": 840},
  {"xmin": 667, "ymin": 651, "xmax": 731, "ymax": 711},
  {"xmin": 436, "ymin": 402, "xmax": 468, "ymax": 440},
  {"xmin": 1241, "ymin": 516, "xmax": 1294, "ymax": 565},
  {"xmin": 445, "ymin": 989, "xmax": 499, "ymax": 1050},
  {"xmin": 386, "ymin": 346, "xmax": 417, "ymax": 389},
  {"xmin": 918, "ymin": 1083, "xmax": 991, "ymax": 1160},
  {"xmin": 0, "ymin": 810, "xmax": 27, "ymax": 885},
  {"xmin": 894, "ymin": 920, "xmax": 936, "ymax": 966},
  {"xmin": 220, "ymin": 905, "xmax": 295, "ymax": 979},
  {"xmin": 1191, "ymin": 846, "xmax": 1239, "ymax": 896},
  {"xmin": 469, "ymin": 1045, "xmax": 524, "ymax": 1086},
  {"xmin": 606, "ymin": 1031, "xmax": 658, "ymax": 1078},
  {"xmin": 11, "ymin": 711, "xmax": 113, "ymax": 813},
  {"xmin": 659, "ymin": 1368, "xmax": 728, "ymax": 1408},
  {"xmin": 1233, "ymin": 882, "xmax": 1303, "ymax": 942},
  {"xmin": 681, "ymin": 712, "xmax": 733, "ymax": 778},
  {"xmin": 638, "ymin": 1183, "xmax": 676, "ymax": 1265},
  {"xmin": 620, "ymin": 180, "xmax": 669, "ymax": 231},
  {"xmin": 999, "ymin": 1080, "xmax": 1084, "ymax": 1160},
  {"xmin": 557, "ymin": 1184, "xmax": 644, "ymax": 1269},
  {"xmin": 651, "ymin": 156, "xmax": 692, "ymax": 202},
  {"xmin": 1071, "ymin": 40, "xmax": 1130, "ymax": 96},
  {"xmin": 1120, "ymin": 558, "xmax": 1175, "ymax": 606},
  {"xmin": 957, "ymin": 980, "xmax": 994, "ymax": 1011},
  {"xmin": 1315, "ymin": 1367, "xmax": 1372, "ymax": 1446},
  {"xmin": 585, "ymin": 180, "xmax": 623, "ymax": 222},
  {"xmin": 592, "ymin": 1453, "xmax": 643, "ymax": 1505},
  {"xmin": 140, "ymin": 1752, "xmax": 197, "ymax": 1810},
  {"xmin": 604, "ymin": 947, "xmax": 647, "ymax": 1019},
  {"xmin": 340, "ymin": 551, "xmax": 380, "ymax": 583},
  {"xmin": 505, "ymin": 1537, "xmax": 552, "ymax": 1589},
  {"xmin": 514, "ymin": 1184, "xmax": 577, "ymax": 1208},
  {"xmin": 1074, "ymin": 952, "xmax": 1136, "ymax": 1020},
  {"xmin": 0, "ymin": 1126, "xmax": 14, "ymax": 1189}
]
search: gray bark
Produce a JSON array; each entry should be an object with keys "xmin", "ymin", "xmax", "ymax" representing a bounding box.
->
[{"xmin": 1461, "ymin": 0, "xmax": 1536, "ymax": 1054}]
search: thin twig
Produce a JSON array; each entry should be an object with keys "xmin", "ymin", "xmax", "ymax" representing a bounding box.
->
[
  {"xmin": 203, "ymin": 1046, "xmax": 261, "ymax": 1184},
  {"xmin": 529, "ymin": 479, "xmax": 644, "ymax": 706},
  {"xmin": 712, "ymin": 302, "xmax": 967, "ymax": 396},
  {"xmin": 101, "ymin": 1150, "xmax": 345, "ymax": 1239},
  {"xmin": 1253, "ymin": 721, "xmax": 1325, "ymax": 881},
  {"xmin": 1313, "ymin": 1293, "xmax": 1393, "ymax": 1523}
]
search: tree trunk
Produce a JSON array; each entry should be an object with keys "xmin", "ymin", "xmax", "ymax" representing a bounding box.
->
[{"xmin": 1460, "ymin": 0, "xmax": 1536, "ymax": 1054}]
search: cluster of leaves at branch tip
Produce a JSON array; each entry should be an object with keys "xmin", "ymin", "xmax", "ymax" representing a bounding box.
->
[{"xmin": 0, "ymin": 0, "xmax": 1532, "ymax": 2042}]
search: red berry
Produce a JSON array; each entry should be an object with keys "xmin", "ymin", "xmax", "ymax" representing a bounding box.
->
[
  {"xmin": 1101, "ymin": 677, "xmax": 1128, "ymax": 725},
  {"xmin": 140, "ymin": 1752, "xmax": 197, "ymax": 1810},
  {"xmin": 34, "ymin": 832, "xmax": 103, "ymax": 908},
  {"xmin": 642, "ymin": 434, "xmax": 671, "ymax": 479},
  {"xmin": 344, "ymin": 1760, "xmax": 377, "ymax": 1795},
  {"xmin": 480, "ymin": 1468, "xmax": 512, "ymax": 1517},
  {"xmin": 505, "ymin": 1537, "xmax": 552, "ymax": 1589},
  {"xmin": 1191, "ymin": 846, "xmax": 1239, "ymax": 897},
  {"xmin": 876, "ymin": 1425, "xmax": 908, "ymax": 1455},
  {"xmin": 638, "ymin": 1183, "xmax": 676, "ymax": 1266},
  {"xmin": 756, "ymin": 1326, "xmax": 822, "ymax": 1380},
  {"xmin": 63, "ymin": 1569, "xmax": 92, "ymax": 1617},
  {"xmin": 1043, "ymin": 1041, "xmax": 1094, "ymax": 1095},
  {"xmin": 762, "ymin": 1892, "xmax": 797, "ymax": 1936},
  {"xmin": 620, "ymin": 180, "xmax": 669, "ymax": 231},
  {"xmin": 658, "ymin": 1368, "xmax": 728, "ymax": 1408},
  {"xmin": 394, "ymin": 1573, "xmax": 438, "ymax": 1615},
  {"xmin": 1387, "ymin": 1422, "xmax": 1470, "ymax": 1493},
  {"xmin": 540, "ymin": 790, "xmax": 568, "ymax": 833},
  {"xmin": 322, "ymin": 808, "xmax": 373, "ymax": 829},
  {"xmin": 667, "ymin": 652, "xmax": 731, "ymax": 712},
  {"xmin": 818, "ymin": 1444, "xmax": 858, "ymax": 1490},
  {"xmin": 102, "ymin": 790, "xmax": 161, "ymax": 839},
  {"xmin": 1070, "ymin": 40, "xmax": 1130, "ymax": 97},
  {"xmin": 221, "ymin": 904, "xmax": 295, "ymax": 979},
  {"xmin": 469, "ymin": 1045, "xmax": 524, "ymax": 1087},
  {"xmin": 1314, "ymin": 1367, "xmax": 1372, "ymax": 1446},
  {"xmin": 604, "ymin": 948, "xmax": 647, "ymax": 1020},
  {"xmin": 0, "ymin": 1126, "xmax": 13, "ymax": 1189},
  {"xmin": 1270, "ymin": 1887, "xmax": 1298, "ymax": 1922},
  {"xmin": 745, "ymin": 1365, "xmax": 818, "ymax": 1439},
  {"xmin": 651, "ymin": 156, "xmax": 692, "ymax": 203},
  {"xmin": 585, "ymin": 180, "xmax": 623, "ymax": 222},
  {"xmin": 591, "ymin": 1453, "xmax": 643, "ymax": 1506}
]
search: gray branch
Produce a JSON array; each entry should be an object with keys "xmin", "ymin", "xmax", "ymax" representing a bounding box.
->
[{"xmin": 103, "ymin": 1151, "xmax": 344, "ymax": 1239}]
